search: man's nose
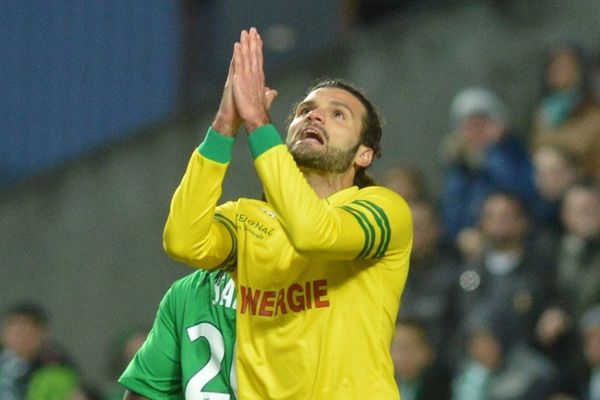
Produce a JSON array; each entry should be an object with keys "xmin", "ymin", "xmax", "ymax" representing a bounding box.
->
[{"xmin": 306, "ymin": 108, "xmax": 325, "ymax": 123}]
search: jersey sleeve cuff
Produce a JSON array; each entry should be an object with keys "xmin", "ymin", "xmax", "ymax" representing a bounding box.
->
[
  {"xmin": 248, "ymin": 124, "xmax": 284, "ymax": 159},
  {"xmin": 197, "ymin": 127, "xmax": 235, "ymax": 163}
]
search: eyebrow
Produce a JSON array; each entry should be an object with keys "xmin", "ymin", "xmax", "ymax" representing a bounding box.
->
[
  {"xmin": 296, "ymin": 100, "xmax": 315, "ymax": 112},
  {"xmin": 330, "ymin": 100, "xmax": 355, "ymax": 118},
  {"xmin": 296, "ymin": 99, "xmax": 355, "ymax": 118}
]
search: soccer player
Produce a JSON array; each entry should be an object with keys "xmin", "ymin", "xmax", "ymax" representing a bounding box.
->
[
  {"xmin": 164, "ymin": 27, "xmax": 412, "ymax": 399},
  {"xmin": 119, "ymin": 269, "xmax": 237, "ymax": 399}
]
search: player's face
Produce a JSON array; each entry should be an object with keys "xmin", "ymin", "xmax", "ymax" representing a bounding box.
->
[{"xmin": 286, "ymin": 87, "xmax": 367, "ymax": 173}]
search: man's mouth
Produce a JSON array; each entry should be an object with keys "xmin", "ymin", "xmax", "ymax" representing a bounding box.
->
[{"xmin": 297, "ymin": 126, "xmax": 326, "ymax": 145}]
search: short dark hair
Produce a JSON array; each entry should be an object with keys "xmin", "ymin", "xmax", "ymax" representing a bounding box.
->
[
  {"xmin": 4, "ymin": 302, "xmax": 48, "ymax": 327},
  {"xmin": 292, "ymin": 79, "xmax": 384, "ymax": 188}
]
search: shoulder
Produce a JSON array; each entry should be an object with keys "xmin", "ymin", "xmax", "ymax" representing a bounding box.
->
[
  {"xmin": 171, "ymin": 269, "xmax": 234, "ymax": 292},
  {"xmin": 218, "ymin": 198, "xmax": 270, "ymax": 214},
  {"xmin": 164, "ymin": 270, "xmax": 213, "ymax": 306},
  {"xmin": 353, "ymin": 185, "xmax": 411, "ymax": 218},
  {"xmin": 355, "ymin": 184, "xmax": 406, "ymax": 201},
  {"xmin": 352, "ymin": 185, "xmax": 413, "ymax": 248},
  {"xmin": 171, "ymin": 269, "xmax": 209, "ymax": 289}
]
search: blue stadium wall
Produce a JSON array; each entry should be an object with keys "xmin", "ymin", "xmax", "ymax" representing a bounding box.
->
[{"xmin": 0, "ymin": 1, "xmax": 181, "ymax": 187}]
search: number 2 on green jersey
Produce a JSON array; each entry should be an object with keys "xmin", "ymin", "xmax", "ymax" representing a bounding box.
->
[{"xmin": 186, "ymin": 323, "xmax": 237, "ymax": 400}]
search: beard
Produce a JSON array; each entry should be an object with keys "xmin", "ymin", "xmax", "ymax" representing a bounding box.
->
[{"xmin": 288, "ymin": 140, "xmax": 360, "ymax": 174}]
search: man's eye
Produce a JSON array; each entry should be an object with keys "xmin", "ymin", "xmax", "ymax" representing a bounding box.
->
[
  {"xmin": 298, "ymin": 107, "xmax": 310, "ymax": 115},
  {"xmin": 333, "ymin": 110, "xmax": 345, "ymax": 119}
]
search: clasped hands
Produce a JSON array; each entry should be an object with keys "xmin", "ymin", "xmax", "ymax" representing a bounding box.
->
[{"xmin": 212, "ymin": 27, "xmax": 278, "ymax": 136}]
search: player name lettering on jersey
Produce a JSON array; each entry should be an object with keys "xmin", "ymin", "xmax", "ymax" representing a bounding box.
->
[
  {"xmin": 237, "ymin": 214, "xmax": 274, "ymax": 239},
  {"xmin": 212, "ymin": 277, "xmax": 237, "ymax": 310},
  {"xmin": 239, "ymin": 279, "xmax": 330, "ymax": 317}
]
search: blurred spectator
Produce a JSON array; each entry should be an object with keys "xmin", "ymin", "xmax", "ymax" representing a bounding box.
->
[
  {"xmin": 452, "ymin": 306, "xmax": 559, "ymax": 400},
  {"xmin": 383, "ymin": 165, "xmax": 430, "ymax": 202},
  {"xmin": 391, "ymin": 317, "xmax": 453, "ymax": 400},
  {"xmin": 550, "ymin": 304, "xmax": 600, "ymax": 400},
  {"xmin": 398, "ymin": 199, "xmax": 459, "ymax": 356},
  {"xmin": 531, "ymin": 41, "xmax": 600, "ymax": 184},
  {"xmin": 592, "ymin": 51, "xmax": 600, "ymax": 105},
  {"xmin": 102, "ymin": 327, "xmax": 149, "ymax": 400},
  {"xmin": 440, "ymin": 87, "xmax": 536, "ymax": 244},
  {"xmin": 534, "ymin": 184, "xmax": 600, "ymax": 388},
  {"xmin": 0, "ymin": 302, "xmax": 79, "ymax": 400},
  {"xmin": 531, "ymin": 144, "xmax": 582, "ymax": 233},
  {"xmin": 69, "ymin": 383, "xmax": 102, "ymax": 400},
  {"xmin": 454, "ymin": 192, "xmax": 554, "ymax": 354},
  {"xmin": 579, "ymin": 304, "xmax": 600, "ymax": 400},
  {"xmin": 554, "ymin": 184, "xmax": 600, "ymax": 317}
]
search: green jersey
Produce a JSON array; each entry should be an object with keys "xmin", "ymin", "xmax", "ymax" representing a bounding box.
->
[{"xmin": 119, "ymin": 269, "xmax": 237, "ymax": 400}]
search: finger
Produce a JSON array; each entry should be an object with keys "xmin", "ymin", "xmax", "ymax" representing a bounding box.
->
[
  {"xmin": 250, "ymin": 29, "xmax": 264, "ymax": 85},
  {"xmin": 265, "ymin": 89, "xmax": 278, "ymax": 111},
  {"xmin": 257, "ymin": 32, "xmax": 264, "ymax": 74},
  {"xmin": 233, "ymin": 42, "xmax": 242, "ymax": 80},
  {"xmin": 225, "ymin": 45, "xmax": 235, "ymax": 85},
  {"xmin": 249, "ymin": 27, "xmax": 259, "ymax": 74},
  {"xmin": 240, "ymin": 30, "xmax": 250, "ymax": 75}
]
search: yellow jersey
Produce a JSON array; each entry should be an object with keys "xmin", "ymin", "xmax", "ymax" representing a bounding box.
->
[{"xmin": 164, "ymin": 125, "xmax": 412, "ymax": 400}]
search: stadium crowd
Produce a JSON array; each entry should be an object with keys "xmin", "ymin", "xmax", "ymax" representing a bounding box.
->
[{"xmin": 388, "ymin": 40, "xmax": 600, "ymax": 400}]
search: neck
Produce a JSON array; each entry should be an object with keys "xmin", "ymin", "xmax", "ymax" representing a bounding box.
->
[{"xmin": 301, "ymin": 167, "xmax": 355, "ymax": 199}]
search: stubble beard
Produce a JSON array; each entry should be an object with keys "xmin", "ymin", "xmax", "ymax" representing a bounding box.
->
[{"xmin": 288, "ymin": 140, "xmax": 360, "ymax": 174}]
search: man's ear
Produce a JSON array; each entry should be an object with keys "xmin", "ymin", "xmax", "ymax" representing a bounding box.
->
[{"xmin": 354, "ymin": 145, "xmax": 374, "ymax": 168}]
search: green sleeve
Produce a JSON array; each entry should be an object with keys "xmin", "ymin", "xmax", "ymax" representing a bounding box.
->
[
  {"xmin": 118, "ymin": 286, "xmax": 183, "ymax": 399},
  {"xmin": 198, "ymin": 127, "xmax": 235, "ymax": 164}
]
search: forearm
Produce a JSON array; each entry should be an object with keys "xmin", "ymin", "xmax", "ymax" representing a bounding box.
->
[{"xmin": 163, "ymin": 129, "xmax": 235, "ymax": 267}]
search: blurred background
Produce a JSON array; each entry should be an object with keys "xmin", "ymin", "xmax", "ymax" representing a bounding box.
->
[{"xmin": 2, "ymin": 0, "xmax": 600, "ymax": 397}]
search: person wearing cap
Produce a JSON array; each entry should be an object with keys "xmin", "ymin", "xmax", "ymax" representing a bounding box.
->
[{"xmin": 439, "ymin": 87, "xmax": 536, "ymax": 245}]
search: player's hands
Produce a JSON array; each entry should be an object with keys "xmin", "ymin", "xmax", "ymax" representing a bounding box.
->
[
  {"xmin": 232, "ymin": 28, "xmax": 278, "ymax": 133},
  {"xmin": 212, "ymin": 54, "xmax": 241, "ymax": 137}
]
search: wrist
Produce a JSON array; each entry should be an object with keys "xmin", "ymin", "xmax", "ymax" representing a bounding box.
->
[
  {"xmin": 198, "ymin": 127, "xmax": 235, "ymax": 163},
  {"xmin": 243, "ymin": 113, "xmax": 271, "ymax": 134},
  {"xmin": 248, "ymin": 124, "xmax": 283, "ymax": 159},
  {"xmin": 212, "ymin": 115, "xmax": 240, "ymax": 137}
]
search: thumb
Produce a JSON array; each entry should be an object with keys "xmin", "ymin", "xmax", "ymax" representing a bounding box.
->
[{"xmin": 264, "ymin": 87, "xmax": 278, "ymax": 111}]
